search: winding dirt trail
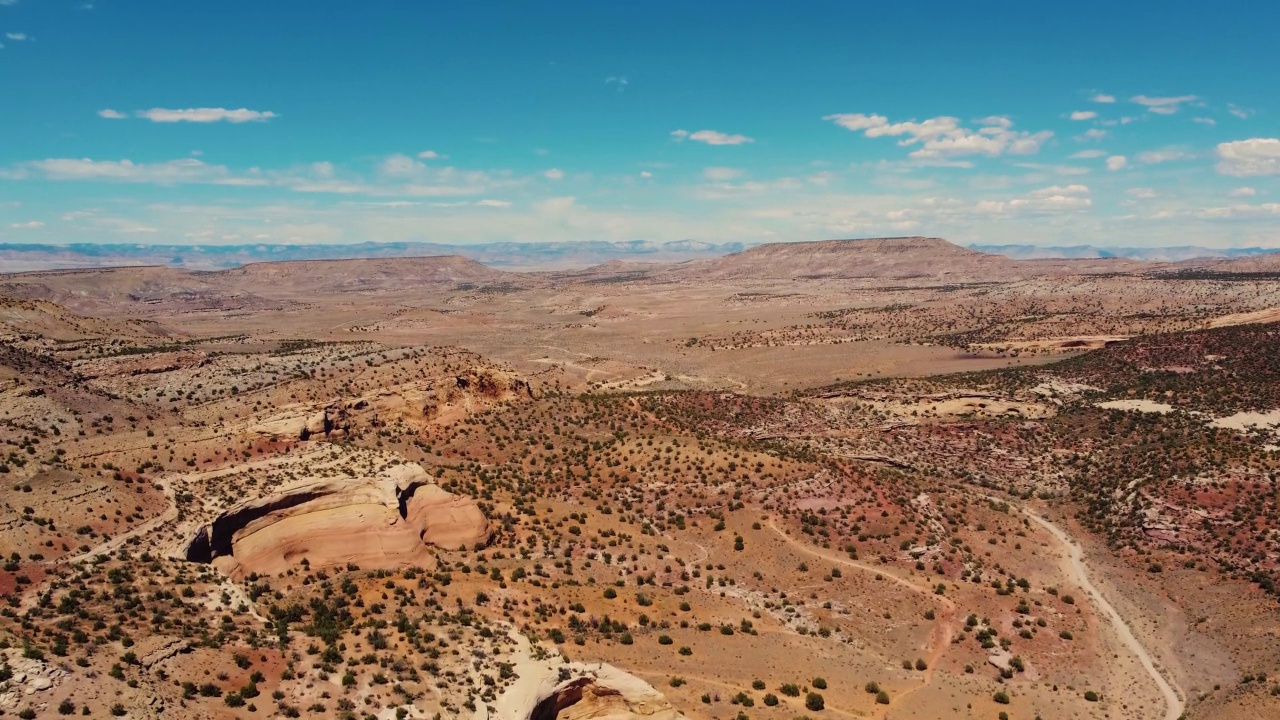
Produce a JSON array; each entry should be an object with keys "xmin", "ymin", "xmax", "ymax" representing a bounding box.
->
[
  {"xmin": 767, "ymin": 520, "xmax": 952, "ymax": 606},
  {"xmin": 1018, "ymin": 505, "xmax": 1185, "ymax": 720},
  {"xmin": 767, "ymin": 518, "xmax": 956, "ymax": 716}
]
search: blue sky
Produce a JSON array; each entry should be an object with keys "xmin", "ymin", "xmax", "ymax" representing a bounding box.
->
[{"xmin": 1, "ymin": 0, "xmax": 1278, "ymax": 248}]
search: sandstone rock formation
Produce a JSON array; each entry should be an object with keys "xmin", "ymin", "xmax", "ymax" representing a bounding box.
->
[
  {"xmin": 179, "ymin": 462, "xmax": 489, "ymax": 580},
  {"xmin": 248, "ymin": 369, "xmax": 531, "ymax": 441},
  {"xmin": 476, "ymin": 631, "xmax": 686, "ymax": 720},
  {"xmin": 352, "ymin": 368, "xmax": 535, "ymax": 429},
  {"xmin": 248, "ymin": 402, "xmax": 352, "ymax": 441}
]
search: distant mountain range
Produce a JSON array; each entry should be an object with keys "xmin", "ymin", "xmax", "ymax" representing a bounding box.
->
[
  {"xmin": 0, "ymin": 240, "xmax": 746, "ymax": 273},
  {"xmin": 1, "ymin": 238, "xmax": 1278, "ymax": 273},
  {"xmin": 970, "ymin": 244, "xmax": 1280, "ymax": 262}
]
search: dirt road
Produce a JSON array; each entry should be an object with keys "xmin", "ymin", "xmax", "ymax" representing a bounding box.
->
[{"xmin": 1021, "ymin": 506, "xmax": 1185, "ymax": 720}]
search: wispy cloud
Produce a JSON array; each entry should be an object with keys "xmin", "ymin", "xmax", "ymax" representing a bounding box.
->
[
  {"xmin": 670, "ymin": 129, "xmax": 754, "ymax": 146},
  {"xmin": 1228, "ymin": 104, "xmax": 1252, "ymax": 120},
  {"xmin": 974, "ymin": 184, "xmax": 1092, "ymax": 214},
  {"xmin": 0, "ymin": 154, "xmax": 515, "ymax": 199},
  {"xmin": 1131, "ymin": 94, "xmax": 1198, "ymax": 114},
  {"xmin": 5, "ymin": 32, "xmax": 26, "ymax": 41},
  {"xmin": 97, "ymin": 109, "xmax": 126, "ymax": 119},
  {"xmin": 1106, "ymin": 155, "xmax": 1128, "ymax": 171},
  {"xmin": 703, "ymin": 166, "xmax": 745, "ymax": 181},
  {"xmin": 1090, "ymin": 93, "xmax": 1116, "ymax": 103},
  {"xmin": 136, "ymin": 107, "xmax": 278, "ymax": 123},
  {"xmin": 1069, "ymin": 110, "xmax": 1097, "ymax": 121},
  {"xmin": 823, "ymin": 113, "xmax": 1051, "ymax": 159},
  {"xmin": 1136, "ymin": 149, "xmax": 1193, "ymax": 165},
  {"xmin": 604, "ymin": 76, "xmax": 628, "ymax": 92},
  {"xmin": 9, "ymin": 220, "xmax": 43, "ymax": 229},
  {"xmin": 4, "ymin": 157, "xmax": 256, "ymax": 185}
]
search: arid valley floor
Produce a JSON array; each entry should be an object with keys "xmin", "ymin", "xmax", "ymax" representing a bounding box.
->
[{"xmin": 3, "ymin": 237, "xmax": 1280, "ymax": 720}]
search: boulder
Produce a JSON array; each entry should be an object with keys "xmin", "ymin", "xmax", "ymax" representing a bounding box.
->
[{"xmin": 303, "ymin": 410, "xmax": 328, "ymax": 437}]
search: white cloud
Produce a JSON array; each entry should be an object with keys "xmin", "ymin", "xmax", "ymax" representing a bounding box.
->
[
  {"xmin": 1199, "ymin": 203, "xmax": 1280, "ymax": 219},
  {"xmin": 975, "ymin": 184, "xmax": 1093, "ymax": 214},
  {"xmin": 1230, "ymin": 187, "xmax": 1257, "ymax": 197},
  {"xmin": 9, "ymin": 221, "xmax": 42, "ymax": 229},
  {"xmin": 11, "ymin": 157, "xmax": 249, "ymax": 185},
  {"xmin": 823, "ymin": 113, "xmax": 1051, "ymax": 160},
  {"xmin": 639, "ymin": 171, "xmax": 652, "ymax": 179},
  {"xmin": 1075, "ymin": 128, "xmax": 1109, "ymax": 142},
  {"xmin": 1091, "ymin": 93, "xmax": 1116, "ymax": 103},
  {"xmin": 1069, "ymin": 149, "xmax": 1107, "ymax": 159},
  {"xmin": 1069, "ymin": 111, "xmax": 1098, "ymax": 121},
  {"xmin": 543, "ymin": 168, "xmax": 564, "ymax": 180},
  {"xmin": 1216, "ymin": 138, "xmax": 1280, "ymax": 177},
  {"xmin": 417, "ymin": 150, "xmax": 443, "ymax": 160},
  {"xmin": 3, "ymin": 153, "xmax": 515, "ymax": 198},
  {"xmin": 377, "ymin": 154, "xmax": 423, "ymax": 179},
  {"xmin": 604, "ymin": 76, "xmax": 628, "ymax": 91},
  {"xmin": 1193, "ymin": 117, "xmax": 1216, "ymax": 126},
  {"xmin": 1106, "ymin": 155, "xmax": 1128, "ymax": 171},
  {"xmin": 97, "ymin": 109, "xmax": 126, "ymax": 119},
  {"xmin": 703, "ymin": 166, "xmax": 745, "ymax": 181},
  {"xmin": 1127, "ymin": 187, "xmax": 1158, "ymax": 199},
  {"xmin": 1228, "ymin": 104, "xmax": 1252, "ymax": 120},
  {"xmin": 1136, "ymin": 149, "xmax": 1193, "ymax": 164},
  {"xmin": 136, "ymin": 107, "xmax": 278, "ymax": 123},
  {"xmin": 671, "ymin": 129, "xmax": 754, "ymax": 145},
  {"xmin": 475, "ymin": 199, "xmax": 512, "ymax": 207},
  {"xmin": 1011, "ymin": 162, "xmax": 1089, "ymax": 176},
  {"xmin": 5, "ymin": 32, "xmax": 26, "ymax": 41},
  {"xmin": 1131, "ymin": 94, "xmax": 1198, "ymax": 114}
]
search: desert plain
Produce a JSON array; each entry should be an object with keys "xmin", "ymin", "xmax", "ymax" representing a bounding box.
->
[{"xmin": 1, "ymin": 237, "xmax": 1279, "ymax": 720}]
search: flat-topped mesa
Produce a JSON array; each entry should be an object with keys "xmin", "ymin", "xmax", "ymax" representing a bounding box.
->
[
  {"xmin": 687, "ymin": 236, "xmax": 1011, "ymax": 281},
  {"xmin": 670, "ymin": 235, "xmax": 1144, "ymax": 282},
  {"xmin": 746, "ymin": 236, "xmax": 979, "ymax": 257}
]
